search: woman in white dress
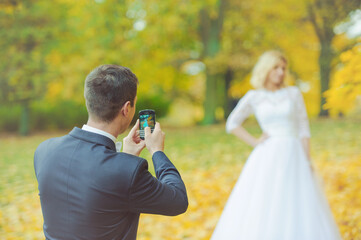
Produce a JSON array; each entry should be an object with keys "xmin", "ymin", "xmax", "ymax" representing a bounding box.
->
[{"xmin": 211, "ymin": 50, "xmax": 342, "ymax": 240}]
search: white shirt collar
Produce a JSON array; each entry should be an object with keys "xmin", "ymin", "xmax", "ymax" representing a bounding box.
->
[{"xmin": 82, "ymin": 124, "xmax": 122, "ymax": 152}]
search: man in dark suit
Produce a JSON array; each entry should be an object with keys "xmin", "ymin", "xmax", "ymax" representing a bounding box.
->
[{"xmin": 34, "ymin": 65, "xmax": 188, "ymax": 240}]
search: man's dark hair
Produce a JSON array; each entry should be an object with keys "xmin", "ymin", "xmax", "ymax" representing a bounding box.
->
[{"xmin": 84, "ymin": 64, "xmax": 138, "ymax": 122}]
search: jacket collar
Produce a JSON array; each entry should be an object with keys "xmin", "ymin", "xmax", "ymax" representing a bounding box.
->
[{"xmin": 69, "ymin": 127, "xmax": 116, "ymax": 151}]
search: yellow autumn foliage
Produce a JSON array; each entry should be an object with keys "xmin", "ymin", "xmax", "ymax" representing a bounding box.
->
[
  {"xmin": 0, "ymin": 156, "xmax": 360, "ymax": 239},
  {"xmin": 325, "ymin": 44, "xmax": 361, "ymax": 116},
  {"xmin": 0, "ymin": 121, "xmax": 360, "ymax": 239}
]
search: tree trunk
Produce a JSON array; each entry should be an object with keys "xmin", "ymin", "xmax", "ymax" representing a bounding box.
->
[
  {"xmin": 224, "ymin": 68, "xmax": 234, "ymax": 118},
  {"xmin": 202, "ymin": 28, "xmax": 222, "ymax": 124},
  {"xmin": 19, "ymin": 100, "xmax": 30, "ymax": 136},
  {"xmin": 318, "ymin": 40, "xmax": 332, "ymax": 117},
  {"xmin": 203, "ymin": 72, "xmax": 219, "ymax": 124},
  {"xmin": 200, "ymin": 0, "xmax": 226, "ymax": 124}
]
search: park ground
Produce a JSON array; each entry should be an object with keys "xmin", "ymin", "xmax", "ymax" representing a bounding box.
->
[{"xmin": 0, "ymin": 118, "xmax": 360, "ymax": 239}]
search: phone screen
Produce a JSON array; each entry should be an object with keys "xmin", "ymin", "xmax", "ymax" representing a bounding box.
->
[{"xmin": 139, "ymin": 109, "xmax": 155, "ymax": 140}]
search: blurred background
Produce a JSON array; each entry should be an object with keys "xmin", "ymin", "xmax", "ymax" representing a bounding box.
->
[
  {"xmin": 0, "ymin": 0, "xmax": 360, "ymax": 134},
  {"xmin": 0, "ymin": 0, "xmax": 360, "ymax": 239}
]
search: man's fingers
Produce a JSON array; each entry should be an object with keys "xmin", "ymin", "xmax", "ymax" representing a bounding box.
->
[
  {"xmin": 139, "ymin": 141, "xmax": 146, "ymax": 148},
  {"xmin": 153, "ymin": 122, "xmax": 161, "ymax": 132},
  {"xmin": 134, "ymin": 134, "xmax": 144, "ymax": 144},
  {"xmin": 129, "ymin": 119, "xmax": 139, "ymax": 136},
  {"xmin": 133, "ymin": 136, "xmax": 141, "ymax": 144},
  {"xmin": 144, "ymin": 126, "xmax": 151, "ymax": 138},
  {"xmin": 144, "ymin": 122, "xmax": 160, "ymax": 139}
]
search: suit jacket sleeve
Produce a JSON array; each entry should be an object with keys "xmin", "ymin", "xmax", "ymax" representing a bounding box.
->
[{"xmin": 128, "ymin": 151, "xmax": 188, "ymax": 216}]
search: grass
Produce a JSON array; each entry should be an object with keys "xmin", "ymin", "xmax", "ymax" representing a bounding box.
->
[{"xmin": 0, "ymin": 118, "xmax": 360, "ymax": 239}]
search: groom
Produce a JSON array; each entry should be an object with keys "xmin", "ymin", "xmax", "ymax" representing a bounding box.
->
[{"xmin": 34, "ymin": 65, "xmax": 188, "ymax": 239}]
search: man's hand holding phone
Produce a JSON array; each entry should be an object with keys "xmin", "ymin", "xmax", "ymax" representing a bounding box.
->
[
  {"xmin": 123, "ymin": 119, "xmax": 146, "ymax": 156},
  {"xmin": 144, "ymin": 122, "xmax": 165, "ymax": 156}
]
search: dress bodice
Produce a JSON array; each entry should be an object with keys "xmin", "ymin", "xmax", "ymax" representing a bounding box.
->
[{"xmin": 226, "ymin": 86, "xmax": 310, "ymax": 138}]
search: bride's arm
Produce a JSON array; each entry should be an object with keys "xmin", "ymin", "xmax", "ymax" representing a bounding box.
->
[
  {"xmin": 293, "ymin": 87, "xmax": 312, "ymax": 161},
  {"xmin": 226, "ymin": 91, "xmax": 267, "ymax": 147},
  {"xmin": 301, "ymin": 137, "xmax": 311, "ymax": 161},
  {"xmin": 231, "ymin": 126, "xmax": 267, "ymax": 148}
]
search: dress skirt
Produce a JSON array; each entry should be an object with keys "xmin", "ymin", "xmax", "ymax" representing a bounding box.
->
[{"xmin": 211, "ymin": 136, "xmax": 342, "ymax": 240}]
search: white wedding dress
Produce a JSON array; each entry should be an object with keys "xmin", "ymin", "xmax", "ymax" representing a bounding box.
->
[{"xmin": 211, "ymin": 86, "xmax": 341, "ymax": 240}]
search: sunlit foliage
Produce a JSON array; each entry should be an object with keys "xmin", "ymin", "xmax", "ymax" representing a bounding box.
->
[{"xmin": 325, "ymin": 44, "xmax": 361, "ymax": 115}]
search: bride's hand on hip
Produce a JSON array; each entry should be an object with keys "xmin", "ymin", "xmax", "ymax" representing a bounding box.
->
[{"xmin": 255, "ymin": 133, "xmax": 269, "ymax": 147}]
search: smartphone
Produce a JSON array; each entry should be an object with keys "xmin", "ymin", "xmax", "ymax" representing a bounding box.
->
[{"xmin": 139, "ymin": 109, "xmax": 156, "ymax": 140}]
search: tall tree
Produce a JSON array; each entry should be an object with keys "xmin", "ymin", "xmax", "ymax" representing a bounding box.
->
[
  {"xmin": 0, "ymin": 0, "xmax": 64, "ymax": 135},
  {"xmin": 307, "ymin": 0, "xmax": 360, "ymax": 116},
  {"xmin": 45, "ymin": 0, "xmax": 196, "ymax": 106},
  {"xmin": 198, "ymin": 0, "xmax": 227, "ymax": 124}
]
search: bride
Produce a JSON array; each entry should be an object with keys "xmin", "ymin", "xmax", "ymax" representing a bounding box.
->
[{"xmin": 211, "ymin": 50, "xmax": 342, "ymax": 240}]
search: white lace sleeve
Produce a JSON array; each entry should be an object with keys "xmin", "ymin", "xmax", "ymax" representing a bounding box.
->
[
  {"xmin": 226, "ymin": 91, "xmax": 254, "ymax": 133},
  {"xmin": 293, "ymin": 87, "xmax": 311, "ymax": 138}
]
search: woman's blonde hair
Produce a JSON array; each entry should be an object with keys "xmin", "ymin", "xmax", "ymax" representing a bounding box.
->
[{"xmin": 250, "ymin": 50, "xmax": 288, "ymax": 89}]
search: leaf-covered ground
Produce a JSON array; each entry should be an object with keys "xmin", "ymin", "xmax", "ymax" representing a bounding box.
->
[{"xmin": 1, "ymin": 119, "xmax": 360, "ymax": 239}]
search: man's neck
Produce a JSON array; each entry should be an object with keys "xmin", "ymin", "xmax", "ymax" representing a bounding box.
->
[{"xmin": 86, "ymin": 119, "xmax": 119, "ymax": 138}]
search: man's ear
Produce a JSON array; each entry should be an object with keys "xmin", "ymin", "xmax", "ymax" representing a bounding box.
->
[{"xmin": 120, "ymin": 101, "xmax": 131, "ymax": 117}]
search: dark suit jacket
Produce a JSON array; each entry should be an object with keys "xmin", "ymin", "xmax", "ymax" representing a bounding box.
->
[{"xmin": 34, "ymin": 127, "xmax": 188, "ymax": 240}]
